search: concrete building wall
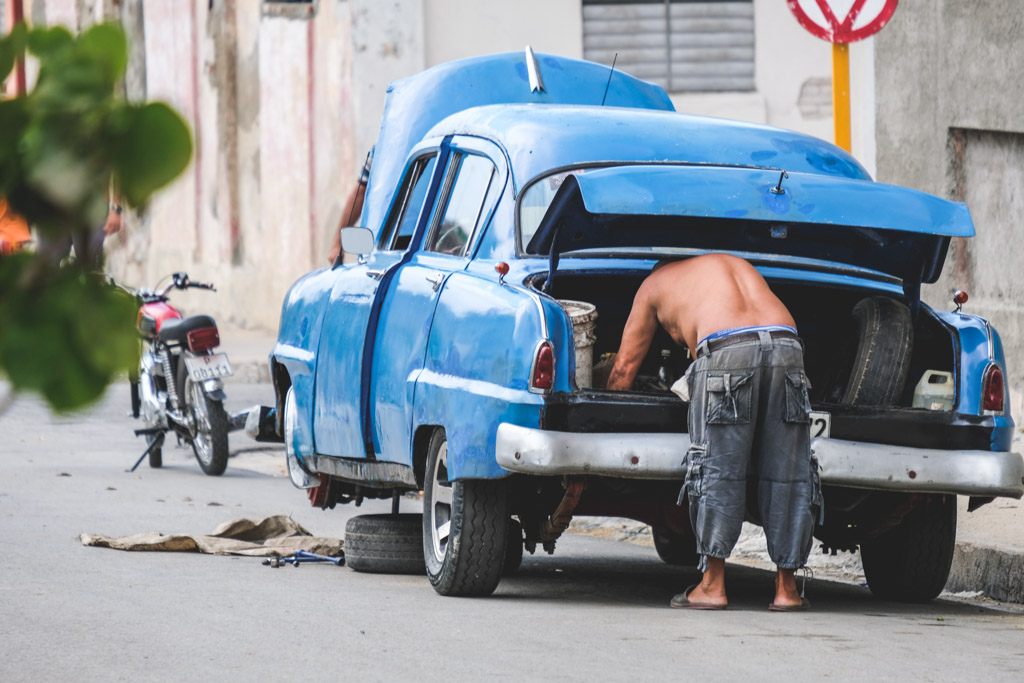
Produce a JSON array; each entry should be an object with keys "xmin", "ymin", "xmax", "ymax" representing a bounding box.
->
[
  {"xmin": 424, "ymin": 0, "xmax": 583, "ymax": 65},
  {"xmin": 673, "ymin": 0, "xmax": 854, "ymax": 153},
  {"xmin": 874, "ymin": 0, "xmax": 1024, "ymax": 414}
]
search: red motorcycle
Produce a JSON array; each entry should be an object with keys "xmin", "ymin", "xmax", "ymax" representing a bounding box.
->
[{"xmin": 127, "ymin": 272, "xmax": 232, "ymax": 475}]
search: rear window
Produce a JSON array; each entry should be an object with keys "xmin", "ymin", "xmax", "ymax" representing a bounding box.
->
[{"xmin": 519, "ymin": 168, "xmax": 593, "ymax": 250}]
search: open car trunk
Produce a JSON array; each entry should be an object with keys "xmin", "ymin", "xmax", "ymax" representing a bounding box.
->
[{"xmin": 528, "ymin": 269, "xmax": 957, "ymax": 410}]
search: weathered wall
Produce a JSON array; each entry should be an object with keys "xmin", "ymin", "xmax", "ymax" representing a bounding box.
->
[{"xmin": 875, "ymin": 0, "xmax": 1024, "ymax": 415}]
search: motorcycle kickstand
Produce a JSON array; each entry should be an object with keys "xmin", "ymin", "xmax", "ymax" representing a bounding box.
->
[{"xmin": 127, "ymin": 429, "xmax": 166, "ymax": 473}]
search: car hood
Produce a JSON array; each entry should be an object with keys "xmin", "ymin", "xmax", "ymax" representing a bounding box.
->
[{"xmin": 526, "ymin": 165, "xmax": 974, "ymax": 285}]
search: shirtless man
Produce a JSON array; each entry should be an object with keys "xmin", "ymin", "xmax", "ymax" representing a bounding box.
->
[{"xmin": 608, "ymin": 254, "xmax": 820, "ymax": 611}]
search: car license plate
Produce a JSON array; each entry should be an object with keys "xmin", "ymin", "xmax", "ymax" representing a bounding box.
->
[
  {"xmin": 185, "ymin": 353, "xmax": 233, "ymax": 381},
  {"xmin": 809, "ymin": 411, "xmax": 831, "ymax": 439}
]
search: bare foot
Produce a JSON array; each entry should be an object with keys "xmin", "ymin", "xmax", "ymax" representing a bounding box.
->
[
  {"xmin": 771, "ymin": 568, "xmax": 803, "ymax": 609},
  {"xmin": 671, "ymin": 557, "xmax": 728, "ymax": 608}
]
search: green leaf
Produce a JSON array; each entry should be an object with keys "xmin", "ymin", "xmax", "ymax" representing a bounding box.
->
[
  {"xmin": 0, "ymin": 261, "xmax": 137, "ymax": 412},
  {"xmin": 113, "ymin": 103, "xmax": 193, "ymax": 205},
  {"xmin": 26, "ymin": 25, "xmax": 73, "ymax": 60},
  {"xmin": 0, "ymin": 22, "xmax": 27, "ymax": 82},
  {"xmin": 76, "ymin": 22, "xmax": 127, "ymax": 84}
]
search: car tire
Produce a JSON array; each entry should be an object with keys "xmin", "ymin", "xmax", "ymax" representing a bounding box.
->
[
  {"xmin": 861, "ymin": 494, "xmax": 957, "ymax": 602},
  {"xmin": 345, "ymin": 513, "xmax": 426, "ymax": 574},
  {"xmin": 652, "ymin": 525, "xmax": 700, "ymax": 567},
  {"xmin": 504, "ymin": 518, "xmax": 524, "ymax": 575},
  {"xmin": 842, "ymin": 296, "xmax": 914, "ymax": 406},
  {"xmin": 423, "ymin": 428, "xmax": 509, "ymax": 596}
]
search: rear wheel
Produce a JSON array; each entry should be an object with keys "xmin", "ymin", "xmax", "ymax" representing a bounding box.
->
[
  {"xmin": 183, "ymin": 375, "xmax": 229, "ymax": 476},
  {"xmin": 861, "ymin": 494, "xmax": 957, "ymax": 602},
  {"xmin": 652, "ymin": 524, "xmax": 699, "ymax": 567},
  {"xmin": 146, "ymin": 434, "xmax": 163, "ymax": 468},
  {"xmin": 423, "ymin": 429, "xmax": 508, "ymax": 596},
  {"xmin": 345, "ymin": 513, "xmax": 425, "ymax": 574},
  {"xmin": 504, "ymin": 518, "xmax": 524, "ymax": 575}
]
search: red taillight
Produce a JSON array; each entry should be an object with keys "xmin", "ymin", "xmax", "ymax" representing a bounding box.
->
[
  {"xmin": 531, "ymin": 341, "xmax": 554, "ymax": 391},
  {"xmin": 982, "ymin": 364, "xmax": 1005, "ymax": 413},
  {"xmin": 187, "ymin": 326, "xmax": 220, "ymax": 353}
]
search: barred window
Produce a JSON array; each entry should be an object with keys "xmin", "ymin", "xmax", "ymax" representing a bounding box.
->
[{"xmin": 582, "ymin": 0, "xmax": 755, "ymax": 93}]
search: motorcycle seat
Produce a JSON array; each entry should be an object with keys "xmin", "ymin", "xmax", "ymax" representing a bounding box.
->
[{"xmin": 158, "ymin": 314, "xmax": 217, "ymax": 346}]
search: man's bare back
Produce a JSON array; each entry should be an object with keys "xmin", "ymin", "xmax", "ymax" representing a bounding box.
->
[{"xmin": 607, "ymin": 254, "xmax": 795, "ymax": 390}]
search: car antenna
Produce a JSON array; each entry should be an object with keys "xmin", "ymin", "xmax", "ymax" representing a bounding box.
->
[{"xmin": 600, "ymin": 52, "xmax": 619, "ymax": 106}]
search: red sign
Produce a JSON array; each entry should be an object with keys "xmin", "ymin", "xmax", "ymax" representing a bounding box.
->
[{"xmin": 787, "ymin": 0, "xmax": 899, "ymax": 44}]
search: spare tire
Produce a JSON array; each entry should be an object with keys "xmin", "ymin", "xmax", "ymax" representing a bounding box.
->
[
  {"xmin": 841, "ymin": 296, "xmax": 914, "ymax": 406},
  {"xmin": 345, "ymin": 513, "xmax": 425, "ymax": 575}
]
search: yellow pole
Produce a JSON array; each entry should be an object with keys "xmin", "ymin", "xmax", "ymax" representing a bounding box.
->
[{"xmin": 832, "ymin": 42, "xmax": 851, "ymax": 152}]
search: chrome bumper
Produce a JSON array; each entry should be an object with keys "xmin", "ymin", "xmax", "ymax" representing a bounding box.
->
[{"xmin": 495, "ymin": 424, "xmax": 1024, "ymax": 499}]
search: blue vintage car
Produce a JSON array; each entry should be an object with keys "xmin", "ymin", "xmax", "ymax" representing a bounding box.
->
[{"xmin": 270, "ymin": 51, "xmax": 1024, "ymax": 599}]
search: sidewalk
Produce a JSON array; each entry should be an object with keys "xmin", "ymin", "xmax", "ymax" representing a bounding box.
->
[
  {"xmin": 223, "ymin": 326, "xmax": 275, "ymax": 384},
  {"xmin": 222, "ymin": 325, "xmax": 1024, "ymax": 602}
]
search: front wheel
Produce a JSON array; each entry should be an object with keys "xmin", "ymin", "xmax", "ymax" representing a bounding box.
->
[
  {"xmin": 183, "ymin": 375, "xmax": 229, "ymax": 476},
  {"xmin": 423, "ymin": 429, "xmax": 508, "ymax": 596}
]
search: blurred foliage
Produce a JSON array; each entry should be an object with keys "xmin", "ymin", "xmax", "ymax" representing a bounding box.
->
[{"xmin": 0, "ymin": 22, "xmax": 192, "ymax": 412}]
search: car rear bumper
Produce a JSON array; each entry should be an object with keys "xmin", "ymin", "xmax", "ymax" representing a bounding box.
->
[{"xmin": 495, "ymin": 423, "xmax": 1024, "ymax": 498}]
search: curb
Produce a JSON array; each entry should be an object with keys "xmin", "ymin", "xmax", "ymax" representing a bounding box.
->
[{"xmin": 946, "ymin": 542, "xmax": 1024, "ymax": 603}]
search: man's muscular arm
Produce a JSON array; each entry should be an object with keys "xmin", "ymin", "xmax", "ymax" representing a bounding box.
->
[{"xmin": 607, "ymin": 285, "xmax": 658, "ymax": 391}]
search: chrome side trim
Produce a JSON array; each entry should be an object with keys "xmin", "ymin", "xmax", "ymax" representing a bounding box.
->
[
  {"xmin": 312, "ymin": 455, "xmax": 417, "ymax": 489},
  {"xmin": 495, "ymin": 424, "xmax": 1024, "ymax": 498}
]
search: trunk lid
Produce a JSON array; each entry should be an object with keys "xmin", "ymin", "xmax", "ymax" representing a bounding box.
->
[{"xmin": 526, "ymin": 165, "xmax": 974, "ymax": 286}]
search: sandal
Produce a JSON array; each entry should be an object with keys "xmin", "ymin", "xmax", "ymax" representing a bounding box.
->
[{"xmin": 670, "ymin": 584, "xmax": 728, "ymax": 610}]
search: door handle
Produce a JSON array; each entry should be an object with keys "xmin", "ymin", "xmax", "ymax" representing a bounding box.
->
[
  {"xmin": 426, "ymin": 273, "xmax": 445, "ymax": 292},
  {"xmin": 366, "ymin": 269, "xmax": 386, "ymax": 281}
]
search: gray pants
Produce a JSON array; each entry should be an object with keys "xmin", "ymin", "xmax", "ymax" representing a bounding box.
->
[{"xmin": 683, "ymin": 331, "xmax": 822, "ymax": 571}]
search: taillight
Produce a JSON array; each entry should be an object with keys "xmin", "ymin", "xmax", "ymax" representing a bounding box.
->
[
  {"xmin": 187, "ymin": 326, "xmax": 220, "ymax": 353},
  {"xmin": 982, "ymin": 364, "xmax": 1005, "ymax": 413},
  {"xmin": 531, "ymin": 341, "xmax": 554, "ymax": 391}
]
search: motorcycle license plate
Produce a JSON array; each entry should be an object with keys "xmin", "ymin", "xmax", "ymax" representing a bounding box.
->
[
  {"xmin": 809, "ymin": 411, "xmax": 831, "ymax": 439},
  {"xmin": 185, "ymin": 353, "xmax": 233, "ymax": 381}
]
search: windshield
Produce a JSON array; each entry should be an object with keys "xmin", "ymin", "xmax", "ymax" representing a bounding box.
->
[{"xmin": 519, "ymin": 167, "xmax": 594, "ymax": 249}]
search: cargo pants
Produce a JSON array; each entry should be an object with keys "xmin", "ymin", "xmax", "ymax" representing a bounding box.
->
[{"xmin": 681, "ymin": 331, "xmax": 822, "ymax": 571}]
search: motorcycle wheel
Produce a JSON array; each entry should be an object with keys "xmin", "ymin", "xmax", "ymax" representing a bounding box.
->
[
  {"xmin": 182, "ymin": 375, "xmax": 229, "ymax": 476},
  {"xmin": 147, "ymin": 434, "xmax": 163, "ymax": 468}
]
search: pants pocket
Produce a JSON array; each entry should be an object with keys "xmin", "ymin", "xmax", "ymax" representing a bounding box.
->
[
  {"xmin": 705, "ymin": 372, "xmax": 753, "ymax": 424},
  {"xmin": 684, "ymin": 443, "xmax": 706, "ymax": 499},
  {"xmin": 784, "ymin": 371, "xmax": 812, "ymax": 423}
]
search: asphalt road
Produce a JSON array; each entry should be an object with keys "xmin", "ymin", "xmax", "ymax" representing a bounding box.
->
[{"xmin": 1, "ymin": 382, "xmax": 1022, "ymax": 682}]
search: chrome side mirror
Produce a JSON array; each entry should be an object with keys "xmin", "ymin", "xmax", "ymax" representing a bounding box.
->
[{"xmin": 340, "ymin": 227, "xmax": 374, "ymax": 261}]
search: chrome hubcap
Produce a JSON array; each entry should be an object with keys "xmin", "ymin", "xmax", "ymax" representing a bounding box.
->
[{"xmin": 430, "ymin": 441, "xmax": 454, "ymax": 563}]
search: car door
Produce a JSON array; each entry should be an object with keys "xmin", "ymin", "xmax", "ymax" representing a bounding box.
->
[
  {"xmin": 313, "ymin": 151, "xmax": 440, "ymax": 457},
  {"xmin": 370, "ymin": 139, "xmax": 505, "ymax": 464}
]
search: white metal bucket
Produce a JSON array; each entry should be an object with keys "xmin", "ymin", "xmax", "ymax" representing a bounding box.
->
[{"xmin": 558, "ymin": 300, "xmax": 598, "ymax": 389}]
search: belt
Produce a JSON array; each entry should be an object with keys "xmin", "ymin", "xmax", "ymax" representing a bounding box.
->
[{"xmin": 697, "ymin": 330, "xmax": 800, "ymax": 358}]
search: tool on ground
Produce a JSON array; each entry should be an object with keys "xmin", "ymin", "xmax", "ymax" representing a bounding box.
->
[{"xmin": 263, "ymin": 549, "xmax": 344, "ymax": 568}]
